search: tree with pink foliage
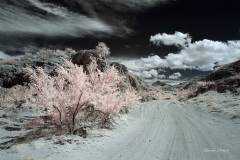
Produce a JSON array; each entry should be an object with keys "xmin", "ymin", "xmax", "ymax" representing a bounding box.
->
[
  {"xmin": 96, "ymin": 42, "xmax": 110, "ymax": 58},
  {"xmin": 87, "ymin": 62, "xmax": 141, "ymax": 115},
  {"xmin": 8, "ymin": 60, "xmax": 141, "ymax": 133}
]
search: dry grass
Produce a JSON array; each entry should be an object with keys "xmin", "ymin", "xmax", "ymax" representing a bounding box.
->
[
  {"xmin": 197, "ymin": 81, "xmax": 215, "ymax": 87},
  {"xmin": 178, "ymin": 81, "xmax": 216, "ymax": 100},
  {"xmin": 0, "ymin": 58, "xmax": 16, "ymax": 65},
  {"xmin": 36, "ymin": 48, "xmax": 76, "ymax": 56},
  {"xmin": 227, "ymin": 75, "xmax": 240, "ymax": 80}
]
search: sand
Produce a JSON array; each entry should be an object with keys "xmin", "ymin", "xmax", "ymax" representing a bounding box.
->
[{"xmin": 0, "ymin": 91, "xmax": 240, "ymax": 160}]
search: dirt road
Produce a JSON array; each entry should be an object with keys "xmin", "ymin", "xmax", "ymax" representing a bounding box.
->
[
  {"xmin": 1, "ymin": 99, "xmax": 239, "ymax": 160},
  {"xmin": 103, "ymin": 100, "xmax": 240, "ymax": 160}
]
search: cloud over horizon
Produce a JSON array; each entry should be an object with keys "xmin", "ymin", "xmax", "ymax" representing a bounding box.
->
[
  {"xmin": 121, "ymin": 32, "xmax": 240, "ymax": 74},
  {"xmin": 150, "ymin": 31, "xmax": 191, "ymax": 47},
  {"xmin": 148, "ymin": 32, "xmax": 240, "ymax": 71},
  {"xmin": 169, "ymin": 72, "xmax": 182, "ymax": 79}
]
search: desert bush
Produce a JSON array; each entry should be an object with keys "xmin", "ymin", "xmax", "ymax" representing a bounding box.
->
[
  {"xmin": 1, "ymin": 85, "xmax": 29, "ymax": 108},
  {"xmin": 177, "ymin": 81, "xmax": 216, "ymax": 100},
  {"xmin": 96, "ymin": 42, "xmax": 110, "ymax": 58},
  {"xmin": 5, "ymin": 60, "xmax": 140, "ymax": 133},
  {"xmin": 0, "ymin": 58, "xmax": 16, "ymax": 65},
  {"xmin": 197, "ymin": 81, "xmax": 215, "ymax": 87},
  {"xmin": 227, "ymin": 75, "xmax": 240, "ymax": 80},
  {"xmin": 177, "ymin": 90, "xmax": 195, "ymax": 100},
  {"xmin": 138, "ymin": 90, "xmax": 163, "ymax": 102},
  {"xmin": 35, "ymin": 48, "xmax": 76, "ymax": 56}
]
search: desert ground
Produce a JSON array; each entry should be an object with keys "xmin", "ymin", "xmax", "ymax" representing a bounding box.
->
[{"xmin": 1, "ymin": 90, "xmax": 239, "ymax": 160}]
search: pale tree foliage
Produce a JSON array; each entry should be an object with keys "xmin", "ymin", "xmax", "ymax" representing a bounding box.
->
[
  {"xmin": 87, "ymin": 62, "xmax": 140, "ymax": 114},
  {"xmin": 25, "ymin": 61, "xmax": 91, "ymax": 131},
  {"xmin": 177, "ymin": 90, "xmax": 195, "ymax": 100},
  {"xmin": 96, "ymin": 42, "xmax": 110, "ymax": 58},
  {"xmin": 5, "ymin": 60, "xmax": 140, "ymax": 133}
]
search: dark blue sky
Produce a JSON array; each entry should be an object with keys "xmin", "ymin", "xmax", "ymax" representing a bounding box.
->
[
  {"xmin": 1, "ymin": 0, "xmax": 240, "ymax": 57},
  {"xmin": 68, "ymin": 0, "xmax": 240, "ymax": 57},
  {"xmin": 137, "ymin": 0, "xmax": 240, "ymax": 41},
  {"xmin": 109, "ymin": 0, "xmax": 240, "ymax": 57}
]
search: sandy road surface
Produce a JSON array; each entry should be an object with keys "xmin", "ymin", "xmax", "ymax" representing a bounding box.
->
[
  {"xmin": 103, "ymin": 100, "xmax": 240, "ymax": 160},
  {"xmin": 1, "ymin": 99, "xmax": 239, "ymax": 160}
]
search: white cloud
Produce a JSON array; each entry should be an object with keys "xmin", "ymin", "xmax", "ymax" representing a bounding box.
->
[
  {"xmin": 0, "ymin": 0, "xmax": 116, "ymax": 37},
  {"xmin": 169, "ymin": 72, "xmax": 182, "ymax": 79},
  {"xmin": 149, "ymin": 69, "xmax": 158, "ymax": 77},
  {"xmin": 150, "ymin": 31, "xmax": 191, "ymax": 47},
  {"xmin": 122, "ymin": 33, "xmax": 240, "ymax": 72},
  {"xmin": 158, "ymin": 74, "xmax": 166, "ymax": 79},
  {"xmin": 0, "ymin": 0, "xmax": 173, "ymax": 38},
  {"xmin": 129, "ymin": 68, "xmax": 160, "ymax": 78},
  {"xmin": 135, "ymin": 55, "xmax": 168, "ymax": 69},
  {"xmin": 0, "ymin": 51, "xmax": 11, "ymax": 59},
  {"xmin": 121, "ymin": 59, "xmax": 147, "ymax": 71},
  {"xmin": 101, "ymin": 0, "xmax": 171, "ymax": 10},
  {"xmin": 148, "ymin": 32, "xmax": 240, "ymax": 71},
  {"xmin": 165, "ymin": 39, "xmax": 240, "ymax": 71},
  {"xmin": 141, "ymin": 71, "xmax": 153, "ymax": 78}
]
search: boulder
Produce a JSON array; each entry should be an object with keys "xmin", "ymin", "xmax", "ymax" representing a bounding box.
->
[
  {"xmin": 72, "ymin": 51, "xmax": 107, "ymax": 72},
  {"xmin": 152, "ymin": 81, "xmax": 166, "ymax": 87},
  {"xmin": 205, "ymin": 60, "xmax": 240, "ymax": 81},
  {"xmin": 110, "ymin": 62, "xmax": 128, "ymax": 74},
  {"xmin": 0, "ymin": 50, "xmax": 151, "ymax": 93},
  {"xmin": 125, "ymin": 73, "xmax": 149, "ymax": 91},
  {"xmin": 205, "ymin": 70, "xmax": 234, "ymax": 81},
  {"xmin": 0, "ymin": 54, "xmax": 68, "ymax": 88}
]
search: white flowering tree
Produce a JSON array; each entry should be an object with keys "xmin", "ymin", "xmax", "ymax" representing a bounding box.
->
[
  {"xmin": 6, "ymin": 60, "xmax": 141, "ymax": 133},
  {"xmin": 96, "ymin": 42, "xmax": 110, "ymax": 58}
]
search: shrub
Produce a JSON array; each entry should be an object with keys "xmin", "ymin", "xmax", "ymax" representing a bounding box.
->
[
  {"xmin": 35, "ymin": 48, "xmax": 76, "ymax": 56},
  {"xmin": 138, "ymin": 90, "xmax": 163, "ymax": 101},
  {"xmin": 5, "ymin": 60, "xmax": 140, "ymax": 133},
  {"xmin": 96, "ymin": 42, "xmax": 110, "ymax": 58},
  {"xmin": 177, "ymin": 81, "xmax": 216, "ymax": 100},
  {"xmin": 177, "ymin": 90, "xmax": 195, "ymax": 100}
]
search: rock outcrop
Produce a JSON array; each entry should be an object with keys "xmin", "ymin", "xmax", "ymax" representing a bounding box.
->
[
  {"xmin": 0, "ymin": 53, "xmax": 69, "ymax": 88},
  {"xmin": 152, "ymin": 81, "xmax": 166, "ymax": 87},
  {"xmin": 175, "ymin": 60, "xmax": 240, "ymax": 95},
  {"xmin": 0, "ymin": 49, "xmax": 150, "ymax": 92},
  {"xmin": 205, "ymin": 60, "xmax": 240, "ymax": 94}
]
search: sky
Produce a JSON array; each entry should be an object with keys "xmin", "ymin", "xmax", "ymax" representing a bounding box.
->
[{"xmin": 1, "ymin": 0, "xmax": 240, "ymax": 79}]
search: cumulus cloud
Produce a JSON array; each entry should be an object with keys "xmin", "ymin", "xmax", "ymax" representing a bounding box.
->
[
  {"xmin": 147, "ymin": 32, "xmax": 240, "ymax": 71},
  {"xmin": 149, "ymin": 69, "xmax": 159, "ymax": 77},
  {"xmin": 129, "ymin": 68, "xmax": 160, "ymax": 78},
  {"xmin": 141, "ymin": 71, "xmax": 153, "ymax": 78},
  {"xmin": 158, "ymin": 74, "xmax": 166, "ymax": 79},
  {"xmin": 169, "ymin": 72, "xmax": 182, "ymax": 79},
  {"xmin": 122, "ymin": 32, "xmax": 240, "ymax": 72},
  {"xmin": 135, "ymin": 55, "xmax": 168, "ymax": 68},
  {"xmin": 165, "ymin": 39, "xmax": 240, "ymax": 70},
  {"xmin": 150, "ymin": 31, "xmax": 191, "ymax": 47},
  {"xmin": 0, "ymin": 51, "xmax": 11, "ymax": 59}
]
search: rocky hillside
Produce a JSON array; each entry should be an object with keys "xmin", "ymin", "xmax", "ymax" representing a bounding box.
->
[
  {"xmin": 0, "ymin": 48, "xmax": 150, "ymax": 92},
  {"xmin": 169, "ymin": 59, "xmax": 240, "ymax": 98}
]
